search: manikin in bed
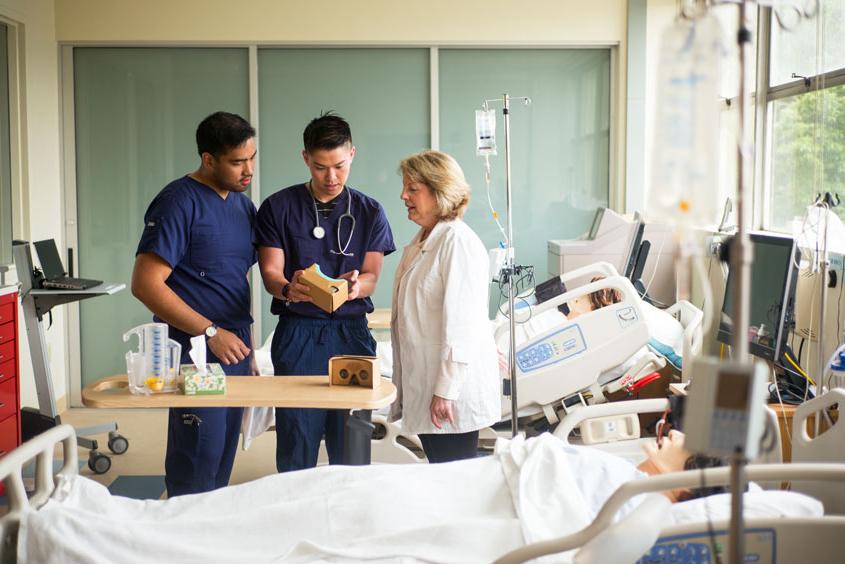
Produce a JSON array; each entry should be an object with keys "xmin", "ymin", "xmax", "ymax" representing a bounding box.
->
[
  {"xmin": 492, "ymin": 262, "xmax": 702, "ymax": 423},
  {"xmin": 3, "ymin": 424, "xmax": 825, "ymax": 564}
]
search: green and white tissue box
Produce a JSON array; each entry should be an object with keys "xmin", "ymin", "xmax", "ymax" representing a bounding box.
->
[{"xmin": 180, "ymin": 364, "xmax": 226, "ymax": 395}]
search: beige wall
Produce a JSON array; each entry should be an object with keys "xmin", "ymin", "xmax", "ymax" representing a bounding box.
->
[
  {"xmin": 0, "ymin": 0, "xmax": 63, "ymax": 409},
  {"xmin": 55, "ymin": 0, "xmax": 626, "ymax": 44}
]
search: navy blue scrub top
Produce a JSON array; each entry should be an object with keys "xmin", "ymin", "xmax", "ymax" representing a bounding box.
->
[
  {"xmin": 255, "ymin": 183, "xmax": 395, "ymax": 319},
  {"xmin": 136, "ymin": 176, "xmax": 257, "ymax": 330}
]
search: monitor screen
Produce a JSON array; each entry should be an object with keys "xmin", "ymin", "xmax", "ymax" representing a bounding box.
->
[
  {"xmin": 717, "ymin": 232, "xmax": 798, "ymax": 362},
  {"xmin": 33, "ymin": 239, "xmax": 66, "ymax": 280}
]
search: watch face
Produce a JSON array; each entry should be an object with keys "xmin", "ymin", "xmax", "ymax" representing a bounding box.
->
[{"xmin": 205, "ymin": 325, "xmax": 217, "ymax": 338}]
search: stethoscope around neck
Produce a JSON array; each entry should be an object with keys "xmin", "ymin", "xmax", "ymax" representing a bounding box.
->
[{"xmin": 308, "ymin": 181, "xmax": 355, "ymax": 257}]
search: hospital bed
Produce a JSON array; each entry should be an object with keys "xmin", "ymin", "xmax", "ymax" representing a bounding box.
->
[
  {"xmin": 493, "ymin": 262, "xmax": 703, "ymax": 424},
  {"xmin": 496, "ymin": 387, "xmax": 845, "ymax": 563},
  {"xmin": 494, "ymin": 462, "xmax": 845, "ymax": 564},
  {"xmin": 365, "ymin": 263, "xmax": 703, "ymax": 463},
  {"xmin": 0, "ymin": 423, "xmax": 838, "ymax": 564}
]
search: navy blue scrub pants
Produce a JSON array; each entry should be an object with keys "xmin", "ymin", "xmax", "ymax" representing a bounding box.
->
[
  {"xmin": 271, "ymin": 315, "xmax": 376, "ymax": 472},
  {"xmin": 164, "ymin": 326, "xmax": 250, "ymax": 497}
]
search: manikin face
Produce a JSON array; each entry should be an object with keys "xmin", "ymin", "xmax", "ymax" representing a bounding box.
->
[
  {"xmin": 203, "ymin": 137, "xmax": 256, "ymax": 195},
  {"xmin": 400, "ymin": 175, "xmax": 439, "ymax": 232},
  {"xmin": 302, "ymin": 144, "xmax": 355, "ymax": 201}
]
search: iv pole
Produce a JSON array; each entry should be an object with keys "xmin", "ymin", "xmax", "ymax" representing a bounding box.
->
[
  {"xmin": 483, "ymin": 93, "xmax": 531, "ymax": 437},
  {"xmin": 728, "ymin": 1, "xmax": 816, "ymax": 560},
  {"xmin": 728, "ymin": 0, "xmax": 753, "ymax": 561}
]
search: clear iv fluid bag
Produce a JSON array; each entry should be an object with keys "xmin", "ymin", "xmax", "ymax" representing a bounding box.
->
[
  {"xmin": 476, "ymin": 109, "xmax": 497, "ymax": 156},
  {"xmin": 648, "ymin": 14, "xmax": 723, "ymax": 227}
]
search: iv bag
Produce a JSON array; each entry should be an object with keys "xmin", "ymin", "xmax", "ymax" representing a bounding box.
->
[
  {"xmin": 647, "ymin": 14, "xmax": 724, "ymax": 228},
  {"xmin": 475, "ymin": 109, "xmax": 497, "ymax": 156}
]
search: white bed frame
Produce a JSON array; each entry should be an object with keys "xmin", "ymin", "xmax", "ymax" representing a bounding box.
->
[
  {"xmin": 495, "ymin": 262, "xmax": 703, "ymax": 422},
  {"xmin": 0, "ymin": 424, "xmax": 78, "ymax": 563},
  {"xmin": 493, "ymin": 462, "xmax": 845, "ymax": 563},
  {"xmin": 553, "ymin": 398, "xmax": 784, "ymax": 468},
  {"xmin": 2, "ymin": 423, "xmax": 844, "ymax": 564}
]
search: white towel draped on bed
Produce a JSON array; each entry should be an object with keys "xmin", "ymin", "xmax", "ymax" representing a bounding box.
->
[{"xmin": 17, "ymin": 434, "xmax": 821, "ymax": 563}]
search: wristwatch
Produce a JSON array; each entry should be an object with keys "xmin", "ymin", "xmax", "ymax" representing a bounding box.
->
[
  {"xmin": 204, "ymin": 323, "xmax": 218, "ymax": 339},
  {"xmin": 281, "ymin": 283, "xmax": 292, "ymax": 305}
]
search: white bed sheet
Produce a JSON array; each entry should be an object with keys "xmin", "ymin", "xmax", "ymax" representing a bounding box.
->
[
  {"xmin": 18, "ymin": 435, "xmax": 641, "ymax": 564},
  {"xmin": 18, "ymin": 434, "xmax": 821, "ymax": 564}
]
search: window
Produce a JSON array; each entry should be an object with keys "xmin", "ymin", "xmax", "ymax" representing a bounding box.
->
[
  {"xmin": 257, "ymin": 48, "xmax": 430, "ymax": 341},
  {"xmin": 73, "ymin": 47, "xmax": 249, "ymax": 385},
  {"xmin": 439, "ymin": 49, "xmax": 612, "ymax": 286},
  {"xmin": 764, "ymin": 3, "xmax": 845, "ymax": 232},
  {"xmin": 70, "ymin": 45, "xmax": 614, "ymax": 382}
]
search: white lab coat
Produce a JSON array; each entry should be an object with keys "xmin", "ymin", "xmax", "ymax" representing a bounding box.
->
[{"xmin": 389, "ymin": 219, "xmax": 501, "ymax": 435}]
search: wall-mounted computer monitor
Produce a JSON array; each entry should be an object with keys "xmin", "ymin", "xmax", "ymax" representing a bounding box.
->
[{"xmin": 717, "ymin": 232, "xmax": 799, "ymax": 362}]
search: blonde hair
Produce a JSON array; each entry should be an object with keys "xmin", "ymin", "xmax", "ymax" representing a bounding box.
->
[{"xmin": 399, "ymin": 150, "xmax": 470, "ymax": 220}]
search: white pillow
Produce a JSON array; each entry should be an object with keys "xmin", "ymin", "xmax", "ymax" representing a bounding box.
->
[
  {"xmin": 641, "ymin": 301, "xmax": 685, "ymax": 368},
  {"xmin": 671, "ymin": 490, "xmax": 823, "ymax": 525}
]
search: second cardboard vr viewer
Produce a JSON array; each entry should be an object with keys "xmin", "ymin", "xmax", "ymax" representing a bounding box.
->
[{"xmin": 301, "ymin": 263, "xmax": 348, "ymax": 313}]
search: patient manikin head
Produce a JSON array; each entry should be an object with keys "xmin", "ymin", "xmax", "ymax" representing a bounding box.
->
[
  {"xmin": 566, "ymin": 276, "xmax": 623, "ymax": 319},
  {"xmin": 639, "ymin": 430, "xmax": 728, "ymax": 502}
]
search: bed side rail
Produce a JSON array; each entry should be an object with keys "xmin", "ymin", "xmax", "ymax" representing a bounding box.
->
[
  {"xmin": 665, "ymin": 299, "xmax": 704, "ymax": 357},
  {"xmin": 552, "ymin": 398, "xmax": 669, "ymax": 442},
  {"xmin": 493, "ymin": 463, "xmax": 845, "ymax": 564},
  {"xmin": 0, "ymin": 424, "xmax": 79, "ymax": 561}
]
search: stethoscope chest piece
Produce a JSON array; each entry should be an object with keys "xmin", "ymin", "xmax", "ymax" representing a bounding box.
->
[{"xmin": 306, "ymin": 181, "xmax": 355, "ymax": 256}]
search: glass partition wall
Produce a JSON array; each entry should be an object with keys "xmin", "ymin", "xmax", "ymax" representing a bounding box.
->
[{"xmin": 70, "ymin": 46, "xmax": 612, "ymax": 389}]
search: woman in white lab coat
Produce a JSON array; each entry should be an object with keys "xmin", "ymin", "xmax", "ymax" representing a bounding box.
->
[{"xmin": 389, "ymin": 150, "xmax": 501, "ymax": 463}]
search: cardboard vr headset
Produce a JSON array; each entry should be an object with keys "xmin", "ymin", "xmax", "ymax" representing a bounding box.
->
[
  {"xmin": 301, "ymin": 263, "xmax": 348, "ymax": 314},
  {"xmin": 329, "ymin": 356, "xmax": 381, "ymax": 389}
]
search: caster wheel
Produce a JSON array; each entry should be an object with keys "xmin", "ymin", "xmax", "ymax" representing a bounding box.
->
[
  {"xmin": 108, "ymin": 432, "xmax": 129, "ymax": 455},
  {"xmin": 88, "ymin": 451, "xmax": 112, "ymax": 474}
]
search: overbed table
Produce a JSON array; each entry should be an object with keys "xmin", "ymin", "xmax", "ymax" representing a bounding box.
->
[{"xmin": 83, "ymin": 375, "xmax": 396, "ymax": 465}]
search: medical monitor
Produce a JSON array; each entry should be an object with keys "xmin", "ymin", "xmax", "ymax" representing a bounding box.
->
[{"xmin": 716, "ymin": 232, "xmax": 799, "ymax": 362}]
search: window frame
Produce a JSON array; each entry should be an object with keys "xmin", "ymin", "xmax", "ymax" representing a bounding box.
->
[
  {"xmin": 758, "ymin": 6, "xmax": 845, "ymax": 232},
  {"xmin": 0, "ymin": 16, "xmax": 27, "ymax": 273}
]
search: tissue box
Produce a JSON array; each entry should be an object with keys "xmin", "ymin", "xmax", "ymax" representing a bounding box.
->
[
  {"xmin": 301, "ymin": 263, "xmax": 348, "ymax": 313},
  {"xmin": 180, "ymin": 364, "xmax": 227, "ymax": 395}
]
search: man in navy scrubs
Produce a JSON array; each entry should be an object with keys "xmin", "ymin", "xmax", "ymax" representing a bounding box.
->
[
  {"xmin": 131, "ymin": 111, "xmax": 258, "ymax": 496},
  {"xmin": 256, "ymin": 113, "xmax": 395, "ymax": 472}
]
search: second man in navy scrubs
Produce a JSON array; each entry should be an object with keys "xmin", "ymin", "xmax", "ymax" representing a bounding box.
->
[
  {"xmin": 132, "ymin": 111, "xmax": 258, "ymax": 496},
  {"xmin": 256, "ymin": 113, "xmax": 395, "ymax": 472}
]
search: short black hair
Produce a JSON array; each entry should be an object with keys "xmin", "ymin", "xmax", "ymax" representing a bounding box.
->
[
  {"xmin": 196, "ymin": 112, "xmax": 255, "ymax": 157},
  {"xmin": 303, "ymin": 112, "xmax": 352, "ymax": 153}
]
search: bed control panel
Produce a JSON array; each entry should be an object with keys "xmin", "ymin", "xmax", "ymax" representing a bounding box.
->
[
  {"xmin": 515, "ymin": 325, "xmax": 586, "ymax": 373},
  {"xmin": 638, "ymin": 528, "xmax": 774, "ymax": 563}
]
